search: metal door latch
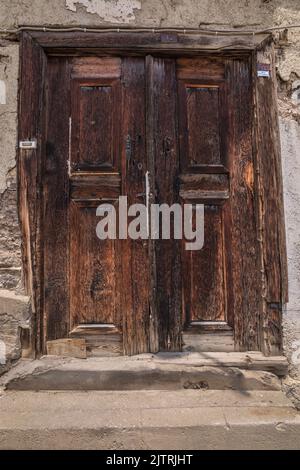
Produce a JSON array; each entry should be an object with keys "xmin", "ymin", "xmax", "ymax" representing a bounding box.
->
[
  {"xmin": 125, "ymin": 135, "xmax": 132, "ymax": 164},
  {"xmin": 19, "ymin": 139, "xmax": 37, "ymax": 150}
]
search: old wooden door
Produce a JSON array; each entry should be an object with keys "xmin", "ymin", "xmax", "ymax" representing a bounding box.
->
[{"xmin": 43, "ymin": 54, "xmax": 260, "ymax": 355}]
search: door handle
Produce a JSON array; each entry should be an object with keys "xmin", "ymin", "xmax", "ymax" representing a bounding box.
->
[
  {"xmin": 136, "ymin": 172, "xmax": 153, "ymax": 199},
  {"xmin": 135, "ymin": 172, "xmax": 151, "ymax": 237}
]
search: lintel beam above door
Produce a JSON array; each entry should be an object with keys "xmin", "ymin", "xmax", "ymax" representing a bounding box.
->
[{"xmin": 24, "ymin": 30, "xmax": 270, "ymax": 56}]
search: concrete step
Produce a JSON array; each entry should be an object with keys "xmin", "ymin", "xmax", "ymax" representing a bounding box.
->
[
  {"xmin": 1, "ymin": 354, "xmax": 285, "ymax": 391},
  {"xmin": 0, "ymin": 390, "xmax": 299, "ymax": 449}
]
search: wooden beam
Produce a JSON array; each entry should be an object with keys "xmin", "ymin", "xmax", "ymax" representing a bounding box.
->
[
  {"xmin": 146, "ymin": 56, "xmax": 182, "ymax": 351},
  {"xmin": 253, "ymin": 38, "xmax": 288, "ymax": 355},
  {"xmin": 47, "ymin": 339, "xmax": 87, "ymax": 359},
  {"xmin": 225, "ymin": 56, "xmax": 262, "ymax": 351},
  {"xmin": 120, "ymin": 57, "xmax": 151, "ymax": 355},
  {"xmin": 148, "ymin": 351, "xmax": 288, "ymax": 376},
  {"xmin": 27, "ymin": 31, "xmax": 270, "ymax": 54},
  {"xmin": 18, "ymin": 32, "xmax": 47, "ymax": 355}
]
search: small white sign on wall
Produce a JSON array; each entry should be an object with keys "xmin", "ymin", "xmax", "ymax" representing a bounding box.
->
[
  {"xmin": 257, "ymin": 63, "xmax": 271, "ymax": 78},
  {"xmin": 0, "ymin": 340, "xmax": 6, "ymax": 365},
  {"xmin": 0, "ymin": 80, "xmax": 6, "ymax": 105}
]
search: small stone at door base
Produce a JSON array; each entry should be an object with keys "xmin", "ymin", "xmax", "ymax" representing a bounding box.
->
[{"xmin": 46, "ymin": 339, "xmax": 87, "ymax": 359}]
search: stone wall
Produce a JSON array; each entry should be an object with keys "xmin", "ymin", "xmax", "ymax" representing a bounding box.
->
[
  {"xmin": 0, "ymin": 0, "xmax": 299, "ymax": 403},
  {"xmin": 0, "ymin": 39, "xmax": 30, "ymax": 373},
  {"xmin": 0, "ymin": 43, "xmax": 20, "ymax": 292}
]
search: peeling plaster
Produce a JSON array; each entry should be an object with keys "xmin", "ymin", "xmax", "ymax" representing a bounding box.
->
[{"xmin": 65, "ymin": 0, "xmax": 141, "ymax": 23}]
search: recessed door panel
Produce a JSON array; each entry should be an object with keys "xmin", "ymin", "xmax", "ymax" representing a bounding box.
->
[
  {"xmin": 71, "ymin": 74, "xmax": 121, "ymax": 172},
  {"xmin": 69, "ymin": 200, "xmax": 119, "ymax": 328},
  {"xmin": 191, "ymin": 204, "xmax": 226, "ymax": 322}
]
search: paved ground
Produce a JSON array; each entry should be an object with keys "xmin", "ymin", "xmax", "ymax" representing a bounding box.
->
[{"xmin": 0, "ymin": 389, "xmax": 300, "ymax": 449}]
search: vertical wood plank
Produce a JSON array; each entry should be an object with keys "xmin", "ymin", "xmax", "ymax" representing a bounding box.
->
[
  {"xmin": 226, "ymin": 57, "xmax": 262, "ymax": 351},
  {"xmin": 145, "ymin": 56, "xmax": 159, "ymax": 353},
  {"xmin": 147, "ymin": 57, "xmax": 182, "ymax": 351},
  {"xmin": 254, "ymin": 39, "xmax": 288, "ymax": 355},
  {"xmin": 43, "ymin": 58, "xmax": 70, "ymax": 345},
  {"xmin": 121, "ymin": 57, "xmax": 150, "ymax": 355},
  {"xmin": 18, "ymin": 32, "xmax": 47, "ymax": 355}
]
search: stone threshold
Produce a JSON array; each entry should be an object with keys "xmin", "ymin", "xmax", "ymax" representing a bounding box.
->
[{"xmin": 0, "ymin": 352, "xmax": 288, "ymax": 391}]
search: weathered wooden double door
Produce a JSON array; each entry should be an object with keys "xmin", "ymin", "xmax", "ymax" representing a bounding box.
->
[{"xmin": 44, "ymin": 54, "xmax": 259, "ymax": 356}]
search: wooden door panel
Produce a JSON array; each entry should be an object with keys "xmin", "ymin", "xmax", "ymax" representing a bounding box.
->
[
  {"xmin": 44, "ymin": 56, "xmax": 129, "ymax": 354},
  {"xmin": 68, "ymin": 57, "xmax": 123, "ymax": 346},
  {"xmin": 68, "ymin": 57, "xmax": 126, "ymax": 353},
  {"xmin": 146, "ymin": 56, "xmax": 182, "ymax": 351},
  {"xmin": 177, "ymin": 57, "xmax": 225, "ymax": 81},
  {"xmin": 70, "ymin": 174, "xmax": 121, "ymax": 200},
  {"xmin": 71, "ymin": 57, "xmax": 121, "ymax": 79},
  {"xmin": 181, "ymin": 85, "xmax": 221, "ymax": 166},
  {"xmin": 177, "ymin": 57, "xmax": 233, "ymax": 351},
  {"xmin": 77, "ymin": 84, "xmax": 114, "ymax": 168},
  {"xmin": 121, "ymin": 57, "xmax": 150, "ymax": 355},
  {"xmin": 189, "ymin": 204, "xmax": 227, "ymax": 322},
  {"xmin": 179, "ymin": 174, "xmax": 229, "ymax": 200},
  {"xmin": 69, "ymin": 201, "xmax": 119, "ymax": 329},
  {"xmin": 44, "ymin": 58, "xmax": 70, "ymax": 342},
  {"xmin": 71, "ymin": 76, "xmax": 121, "ymax": 172},
  {"xmin": 177, "ymin": 56, "xmax": 227, "ymax": 176}
]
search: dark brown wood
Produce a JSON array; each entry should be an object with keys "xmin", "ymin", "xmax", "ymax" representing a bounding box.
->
[
  {"xmin": 179, "ymin": 173, "xmax": 229, "ymax": 190},
  {"xmin": 68, "ymin": 57, "xmax": 123, "ymax": 351},
  {"xmin": 183, "ymin": 331, "xmax": 235, "ymax": 353},
  {"xmin": 71, "ymin": 77, "xmax": 121, "ymax": 172},
  {"xmin": 69, "ymin": 201, "xmax": 118, "ymax": 327},
  {"xmin": 28, "ymin": 31, "xmax": 270, "ymax": 54},
  {"xmin": 71, "ymin": 56, "xmax": 121, "ymax": 78},
  {"xmin": 43, "ymin": 57, "xmax": 70, "ymax": 345},
  {"xmin": 18, "ymin": 31, "xmax": 287, "ymax": 358},
  {"xmin": 43, "ymin": 54, "xmax": 152, "ymax": 356},
  {"xmin": 179, "ymin": 190, "xmax": 229, "ymax": 203},
  {"xmin": 177, "ymin": 57, "xmax": 225, "ymax": 80},
  {"xmin": 190, "ymin": 205, "xmax": 227, "ymax": 322},
  {"xmin": 178, "ymin": 78, "xmax": 227, "ymax": 173},
  {"xmin": 18, "ymin": 32, "xmax": 46, "ymax": 355},
  {"xmin": 145, "ymin": 55, "xmax": 159, "ymax": 353},
  {"xmin": 186, "ymin": 87, "xmax": 221, "ymax": 165},
  {"xmin": 70, "ymin": 174, "xmax": 121, "ymax": 200},
  {"xmin": 121, "ymin": 57, "xmax": 150, "ymax": 355},
  {"xmin": 70, "ymin": 325, "xmax": 122, "ymax": 357},
  {"xmin": 147, "ymin": 56, "xmax": 182, "ymax": 351},
  {"xmin": 177, "ymin": 57, "xmax": 230, "ymax": 331},
  {"xmin": 185, "ymin": 322, "xmax": 233, "ymax": 333},
  {"xmin": 253, "ymin": 39, "xmax": 288, "ymax": 355},
  {"xmin": 225, "ymin": 57, "xmax": 262, "ymax": 351}
]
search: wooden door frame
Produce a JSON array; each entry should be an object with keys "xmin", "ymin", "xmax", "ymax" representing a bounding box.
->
[{"xmin": 18, "ymin": 30, "xmax": 287, "ymax": 357}]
